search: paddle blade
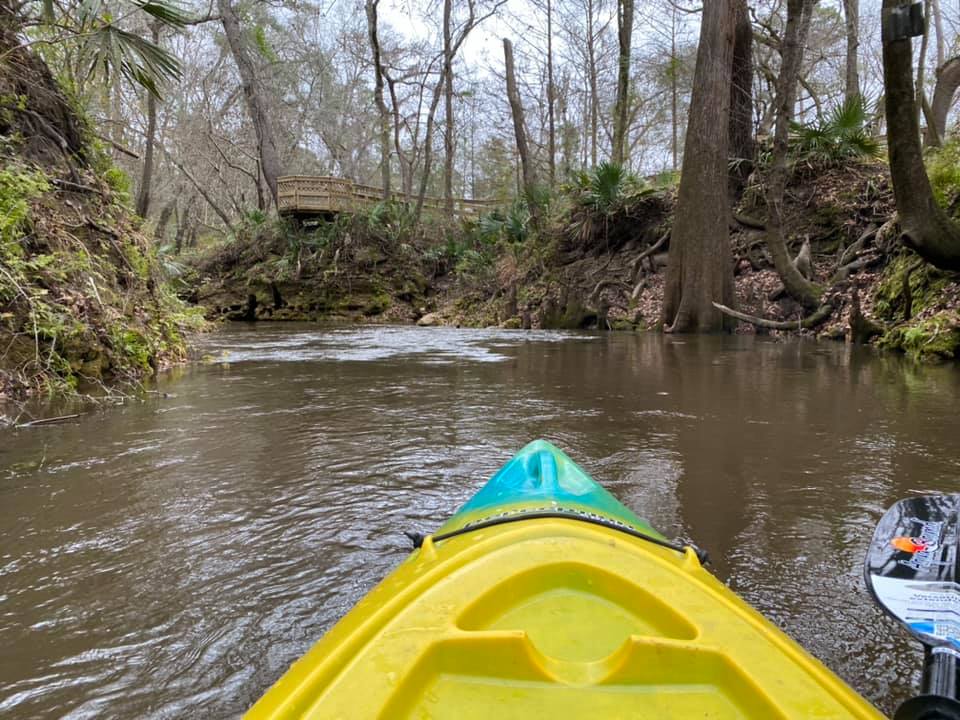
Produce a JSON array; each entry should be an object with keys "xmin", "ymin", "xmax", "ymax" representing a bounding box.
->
[{"xmin": 865, "ymin": 495, "xmax": 960, "ymax": 649}]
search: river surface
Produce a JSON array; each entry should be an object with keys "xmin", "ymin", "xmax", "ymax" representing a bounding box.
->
[{"xmin": 3, "ymin": 323, "xmax": 960, "ymax": 718}]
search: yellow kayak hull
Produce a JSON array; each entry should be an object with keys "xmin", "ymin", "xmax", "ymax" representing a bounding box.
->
[
  {"xmin": 247, "ymin": 520, "xmax": 882, "ymax": 718},
  {"xmin": 247, "ymin": 441, "xmax": 883, "ymax": 718}
]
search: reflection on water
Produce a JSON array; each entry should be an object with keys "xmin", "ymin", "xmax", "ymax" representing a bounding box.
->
[{"xmin": 2, "ymin": 323, "xmax": 960, "ymax": 718}]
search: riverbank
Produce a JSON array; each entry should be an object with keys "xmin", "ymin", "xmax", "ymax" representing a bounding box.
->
[
  {"xmin": 0, "ymin": 36, "xmax": 204, "ymax": 405},
  {"xmin": 189, "ymin": 161, "xmax": 960, "ymax": 362}
]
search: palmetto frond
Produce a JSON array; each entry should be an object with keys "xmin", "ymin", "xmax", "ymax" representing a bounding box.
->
[
  {"xmin": 790, "ymin": 94, "xmax": 882, "ymax": 165},
  {"xmin": 71, "ymin": 0, "xmax": 189, "ymax": 97}
]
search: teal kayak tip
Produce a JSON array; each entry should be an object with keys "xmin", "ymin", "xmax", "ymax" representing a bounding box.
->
[{"xmin": 441, "ymin": 439, "xmax": 660, "ymax": 538}]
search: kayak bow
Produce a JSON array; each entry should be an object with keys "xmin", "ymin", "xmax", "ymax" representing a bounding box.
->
[{"xmin": 247, "ymin": 439, "xmax": 882, "ymax": 719}]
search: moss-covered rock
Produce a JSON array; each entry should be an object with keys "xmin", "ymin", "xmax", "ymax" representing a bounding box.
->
[
  {"xmin": 878, "ymin": 311, "xmax": 960, "ymax": 362},
  {"xmin": 872, "ymin": 252, "xmax": 950, "ymax": 322}
]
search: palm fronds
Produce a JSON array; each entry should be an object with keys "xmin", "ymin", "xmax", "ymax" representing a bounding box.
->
[{"xmin": 790, "ymin": 95, "xmax": 882, "ymax": 166}]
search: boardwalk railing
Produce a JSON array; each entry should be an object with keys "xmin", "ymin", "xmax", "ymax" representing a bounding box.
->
[{"xmin": 277, "ymin": 176, "xmax": 497, "ymax": 219}]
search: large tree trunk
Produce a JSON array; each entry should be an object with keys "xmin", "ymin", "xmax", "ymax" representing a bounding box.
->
[
  {"xmin": 503, "ymin": 38, "xmax": 541, "ymax": 230},
  {"xmin": 611, "ymin": 0, "xmax": 634, "ymax": 166},
  {"xmin": 365, "ymin": 0, "xmax": 391, "ymax": 198},
  {"xmin": 765, "ymin": 0, "xmax": 823, "ymax": 309},
  {"xmin": 217, "ymin": 0, "xmax": 283, "ymax": 209},
  {"xmin": 661, "ymin": 0, "xmax": 737, "ymax": 333},
  {"xmin": 842, "ymin": 0, "xmax": 861, "ymax": 102},
  {"xmin": 882, "ymin": 0, "xmax": 960, "ymax": 270},
  {"xmin": 728, "ymin": 0, "xmax": 753, "ymax": 204}
]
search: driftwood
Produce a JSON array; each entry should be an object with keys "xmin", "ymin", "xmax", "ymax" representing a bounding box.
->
[{"xmin": 17, "ymin": 413, "xmax": 82, "ymax": 427}]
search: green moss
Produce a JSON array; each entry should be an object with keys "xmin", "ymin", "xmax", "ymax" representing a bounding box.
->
[
  {"xmin": 0, "ymin": 155, "xmax": 197, "ymax": 399},
  {"xmin": 123, "ymin": 241, "xmax": 152, "ymax": 280},
  {"xmin": 872, "ymin": 253, "xmax": 949, "ymax": 321},
  {"xmin": 926, "ymin": 137, "xmax": 960, "ymax": 211},
  {"xmin": 363, "ymin": 292, "xmax": 391, "ymax": 316},
  {"xmin": 878, "ymin": 311, "xmax": 960, "ymax": 362}
]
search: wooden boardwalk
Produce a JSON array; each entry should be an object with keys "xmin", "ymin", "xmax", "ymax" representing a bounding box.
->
[{"xmin": 277, "ymin": 176, "xmax": 496, "ymax": 219}]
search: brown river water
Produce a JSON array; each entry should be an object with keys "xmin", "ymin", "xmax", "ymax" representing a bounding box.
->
[{"xmin": 2, "ymin": 323, "xmax": 960, "ymax": 718}]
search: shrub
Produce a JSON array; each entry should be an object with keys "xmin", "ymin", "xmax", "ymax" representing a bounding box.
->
[{"xmin": 790, "ymin": 95, "xmax": 882, "ymax": 166}]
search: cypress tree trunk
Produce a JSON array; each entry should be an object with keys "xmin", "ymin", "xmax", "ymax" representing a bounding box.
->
[{"xmin": 661, "ymin": 0, "xmax": 737, "ymax": 333}]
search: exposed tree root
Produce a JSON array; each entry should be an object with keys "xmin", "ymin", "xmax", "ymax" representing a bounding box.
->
[
  {"xmin": 732, "ymin": 212, "xmax": 766, "ymax": 230},
  {"xmin": 629, "ymin": 230, "xmax": 670, "ymax": 282},
  {"xmin": 712, "ymin": 301, "xmax": 834, "ymax": 330},
  {"xmin": 848, "ymin": 287, "xmax": 884, "ymax": 343}
]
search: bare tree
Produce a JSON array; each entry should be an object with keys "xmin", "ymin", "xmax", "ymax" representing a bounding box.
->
[
  {"xmin": 728, "ymin": 0, "xmax": 753, "ymax": 203},
  {"xmin": 135, "ymin": 24, "xmax": 161, "ymax": 218},
  {"xmin": 546, "ymin": 0, "xmax": 556, "ymax": 183},
  {"xmin": 443, "ymin": 0, "xmax": 455, "ymax": 211},
  {"xmin": 841, "ymin": 0, "xmax": 860, "ymax": 102},
  {"xmin": 217, "ymin": 0, "xmax": 283, "ymax": 208},
  {"xmin": 765, "ymin": 0, "xmax": 822, "ymax": 309},
  {"xmin": 503, "ymin": 38, "xmax": 541, "ymax": 229},
  {"xmin": 366, "ymin": 0, "xmax": 392, "ymax": 197},
  {"xmin": 611, "ymin": 0, "xmax": 633, "ymax": 166}
]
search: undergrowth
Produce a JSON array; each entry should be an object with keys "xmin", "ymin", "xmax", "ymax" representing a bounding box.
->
[{"xmin": 0, "ymin": 156, "xmax": 205, "ymax": 403}]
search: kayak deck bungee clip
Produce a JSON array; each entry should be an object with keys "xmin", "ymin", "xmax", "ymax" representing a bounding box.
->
[{"xmin": 405, "ymin": 509, "xmax": 710, "ymax": 566}]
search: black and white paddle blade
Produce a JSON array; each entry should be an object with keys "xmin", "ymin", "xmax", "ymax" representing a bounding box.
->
[{"xmin": 865, "ymin": 494, "xmax": 960, "ymax": 649}]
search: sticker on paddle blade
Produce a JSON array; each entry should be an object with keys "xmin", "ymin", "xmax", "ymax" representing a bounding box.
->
[{"xmin": 865, "ymin": 494, "xmax": 960, "ymax": 649}]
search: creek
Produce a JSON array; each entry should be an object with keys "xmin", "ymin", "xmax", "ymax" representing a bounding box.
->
[{"xmin": 2, "ymin": 323, "xmax": 960, "ymax": 717}]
